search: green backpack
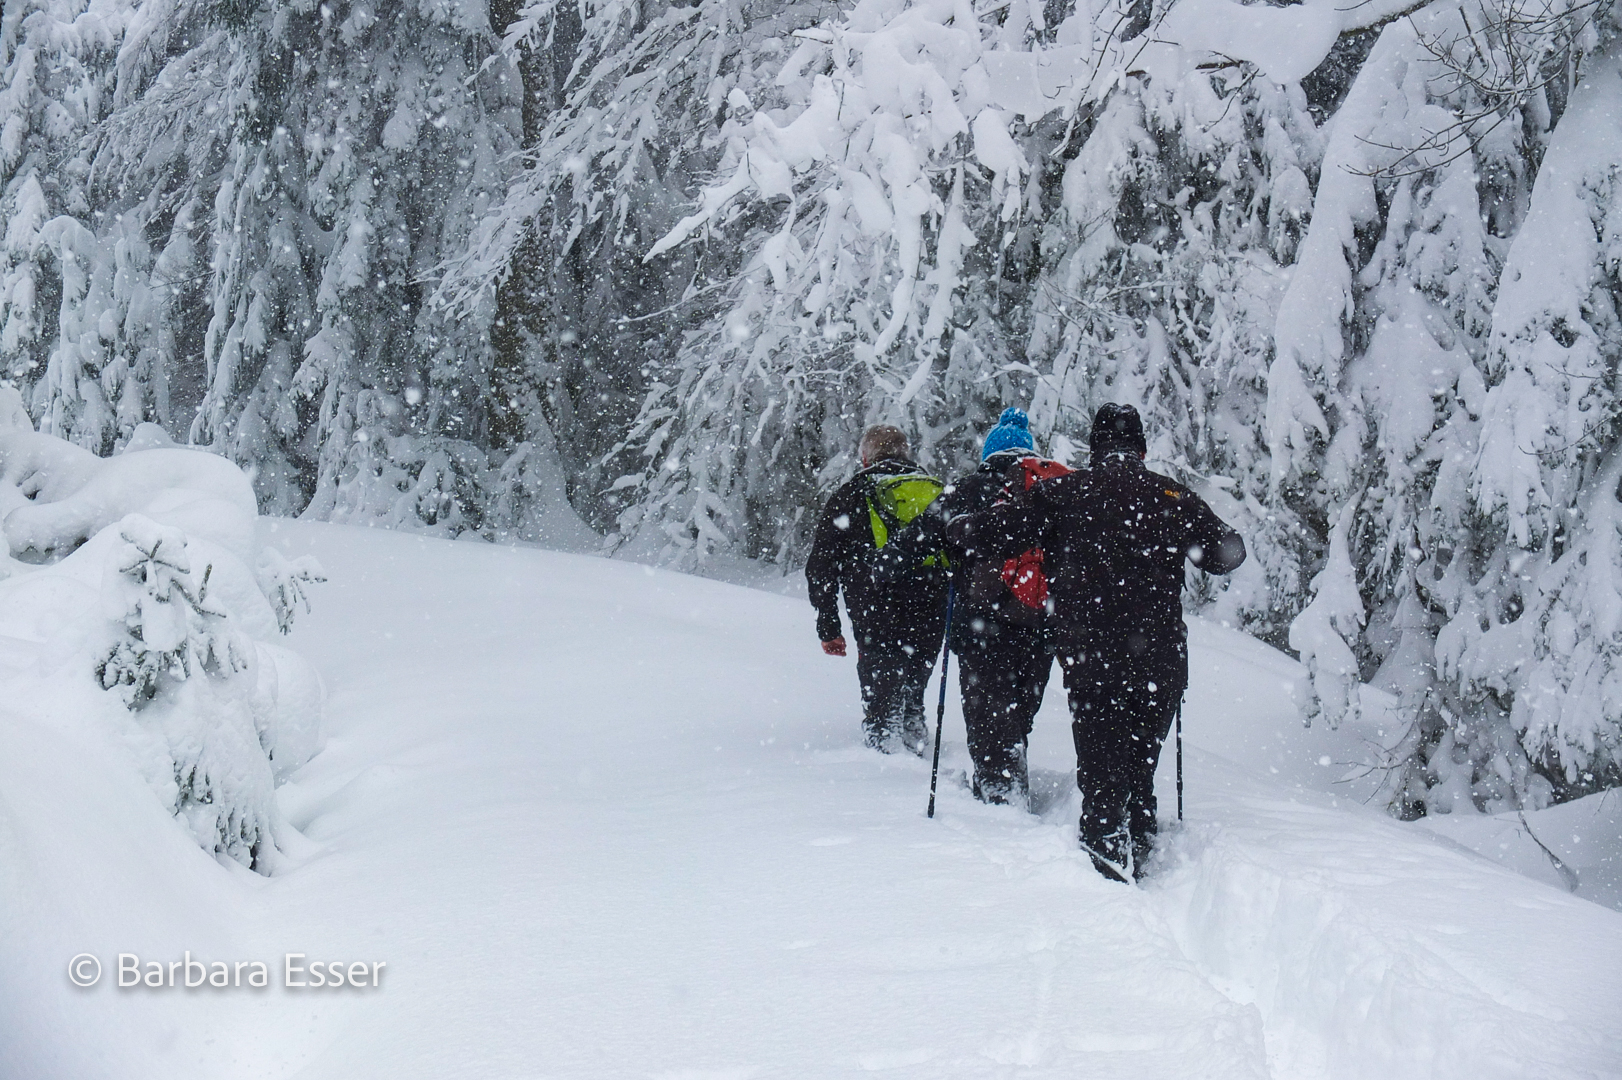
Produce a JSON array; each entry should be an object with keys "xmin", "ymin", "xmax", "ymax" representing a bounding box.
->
[{"xmin": 866, "ymin": 473, "xmax": 947, "ymax": 570}]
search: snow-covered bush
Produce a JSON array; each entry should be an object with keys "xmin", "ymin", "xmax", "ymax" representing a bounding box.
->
[
  {"xmin": 257, "ymin": 545, "xmax": 326, "ymax": 636},
  {"xmin": 96, "ymin": 514, "xmax": 247, "ymax": 707},
  {"xmin": 0, "ymin": 387, "xmax": 323, "ymax": 870}
]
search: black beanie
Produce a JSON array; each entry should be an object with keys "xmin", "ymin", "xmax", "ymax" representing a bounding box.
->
[{"xmin": 1089, "ymin": 403, "xmax": 1147, "ymax": 459}]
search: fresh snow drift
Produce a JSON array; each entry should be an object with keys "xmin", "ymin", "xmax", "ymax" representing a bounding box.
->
[{"xmin": 3, "ymin": 521, "xmax": 1618, "ymax": 1078}]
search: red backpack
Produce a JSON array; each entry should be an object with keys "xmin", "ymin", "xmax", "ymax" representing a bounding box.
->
[{"xmin": 999, "ymin": 458, "xmax": 1071, "ymax": 611}]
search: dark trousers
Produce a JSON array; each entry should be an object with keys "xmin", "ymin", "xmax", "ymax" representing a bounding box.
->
[
  {"xmin": 855, "ymin": 621, "xmax": 943, "ymax": 752},
  {"xmin": 1059, "ymin": 634, "xmax": 1187, "ymax": 879},
  {"xmin": 957, "ymin": 622, "xmax": 1050, "ymax": 803}
]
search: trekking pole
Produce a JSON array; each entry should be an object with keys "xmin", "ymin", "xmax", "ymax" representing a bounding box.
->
[
  {"xmin": 1175, "ymin": 700, "xmax": 1185, "ymax": 822},
  {"xmin": 926, "ymin": 584, "xmax": 956, "ymax": 819}
]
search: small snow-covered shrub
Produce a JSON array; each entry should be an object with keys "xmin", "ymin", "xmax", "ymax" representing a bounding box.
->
[
  {"xmin": 97, "ymin": 515, "xmax": 248, "ymax": 708},
  {"xmin": 0, "ymin": 389, "xmax": 323, "ymax": 872},
  {"xmin": 257, "ymin": 546, "xmax": 327, "ymax": 636}
]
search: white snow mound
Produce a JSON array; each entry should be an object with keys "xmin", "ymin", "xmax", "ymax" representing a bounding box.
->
[{"xmin": 0, "ymin": 397, "xmax": 323, "ymax": 874}]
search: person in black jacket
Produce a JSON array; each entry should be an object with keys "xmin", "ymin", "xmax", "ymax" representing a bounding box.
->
[
  {"xmin": 932, "ymin": 408, "xmax": 1060, "ymax": 807},
  {"xmin": 951, "ymin": 404, "xmax": 1246, "ymax": 880},
  {"xmin": 806, "ymin": 425, "xmax": 949, "ymax": 755}
]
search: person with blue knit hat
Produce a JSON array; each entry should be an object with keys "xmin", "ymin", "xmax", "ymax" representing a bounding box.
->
[
  {"xmin": 900, "ymin": 405, "xmax": 1068, "ymax": 807},
  {"xmin": 980, "ymin": 407, "xmax": 1036, "ymax": 460}
]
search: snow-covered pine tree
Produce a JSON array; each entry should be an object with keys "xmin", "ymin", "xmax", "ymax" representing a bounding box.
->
[
  {"xmin": 95, "ymin": 512, "xmax": 280, "ymax": 868},
  {"xmin": 1269, "ymin": 0, "xmax": 1616, "ymax": 813},
  {"xmin": 97, "ymin": 513, "xmax": 246, "ymax": 707},
  {"xmin": 1028, "ymin": 63, "xmax": 1324, "ymax": 642},
  {"xmin": 1430, "ymin": 28, "xmax": 1622, "ymax": 809},
  {"xmin": 442, "ymin": 0, "xmax": 849, "ymax": 548},
  {"xmin": 190, "ymin": 0, "xmax": 524, "ymax": 523},
  {"xmin": 1268, "ymin": 10, "xmax": 1503, "ymax": 734},
  {"xmin": 0, "ymin": 0, "xmax": 143, "ymax": 449},
  {"xmin": 11, "ymin": 0, "xmax": 567, "ymax": 532},
  {"xmin": 605, "ymin": 0, "xmax": 1052, "ymax": 566}
]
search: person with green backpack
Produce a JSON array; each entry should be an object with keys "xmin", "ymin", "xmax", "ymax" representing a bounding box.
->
[{"xmin": 806, "ymin": 424, "xmax": 949, "ymax": 755}]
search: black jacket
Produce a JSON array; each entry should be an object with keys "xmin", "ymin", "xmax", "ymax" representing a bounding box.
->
[
  {"xmin": 933, "ymin": 450, "xmax": 1050, "ymax": 635},
  {"xmin": 805, "ymin": 457, "xmax": 949, "ymax": 643},
  {"xmin": 937, "ymin": 450, "xmax": 1029, "ymax": 531},
  {"xmin": 952, "ymin": 453, "xmax": 1245, "ymax": 648}
]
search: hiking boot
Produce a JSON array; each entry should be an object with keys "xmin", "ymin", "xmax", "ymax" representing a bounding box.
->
[
  {"xmin": 1081, "ymin": 841, "xmax": 1131, "ymax": 884},
  {"xmin": 972, "ymin": 775, "xmax": 1029, "ymax": 811},
  {"xmin": 1081, "ymin": 820, "xmax": 1135, "ymax": 883},
  {"xmin": 865, "ymin": 722, "xmax": 907, "ymax": 754},
  {"xmin": 1130, "ymin": 829, "xmax": 1157, "ymax": 879},
  {"xmin": 899, "ymin": 717, "xmax": 930, "ymax": 758}
]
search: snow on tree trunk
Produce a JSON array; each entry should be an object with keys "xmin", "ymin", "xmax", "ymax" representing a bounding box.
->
[{"xmin": 1290, "ymin": 497, "xmax": 1365, "ymax": 728}]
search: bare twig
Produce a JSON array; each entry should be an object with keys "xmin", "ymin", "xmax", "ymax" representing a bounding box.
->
[
  {"xmin": 1352, "ymin": 0, "xmax": 1601, "ymax": 179},
  {"xmin": 1518, "ymin": 809, "xmax": 1581, "ymax": 891}
]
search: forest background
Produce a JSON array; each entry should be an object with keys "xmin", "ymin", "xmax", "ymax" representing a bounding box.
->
[{"xmin": 4, "ymin": 0, "xmax": 1621, "ymax": 819}]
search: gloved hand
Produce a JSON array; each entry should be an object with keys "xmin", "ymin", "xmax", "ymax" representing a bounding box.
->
[
  {"xmin": 821, "ymin": 637, "xmax": 847, "ymax": 656},
  {"xmin": 945, "ymin": 513, "xmax": 979, "ymax": 559}
]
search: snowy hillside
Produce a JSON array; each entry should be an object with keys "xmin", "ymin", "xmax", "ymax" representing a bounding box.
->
[{"xmin": 4, "ymin": 522, "xmax": 1618, "ymax": 1079}]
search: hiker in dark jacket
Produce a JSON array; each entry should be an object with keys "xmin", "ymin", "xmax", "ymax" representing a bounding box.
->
[
  {"xmin": 930, "ymin": 408, "xmax": 1063, "ymax": 807},
  {"xmin": 806, "ymin": 425, "xmax": 949, "ymax": 755},
  {"xmin": 950, "ymin": 404, "xmax": 1246, "ymax": 880}
]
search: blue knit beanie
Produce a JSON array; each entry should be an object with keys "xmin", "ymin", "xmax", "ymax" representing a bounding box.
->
[{"xmin": 981, "ymin": 407, "xmax": 1035, "ymax": 460}]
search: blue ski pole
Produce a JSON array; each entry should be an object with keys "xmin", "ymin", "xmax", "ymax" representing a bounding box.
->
[{"xmin": 927, "ymin": 584, "xmax": 956, "ymax": 819}]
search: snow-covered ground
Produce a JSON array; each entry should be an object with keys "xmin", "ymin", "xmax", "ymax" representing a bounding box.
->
[{"xmin": 4, "ymin": 521, "xmax": 1620, "ymax": 1079}]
